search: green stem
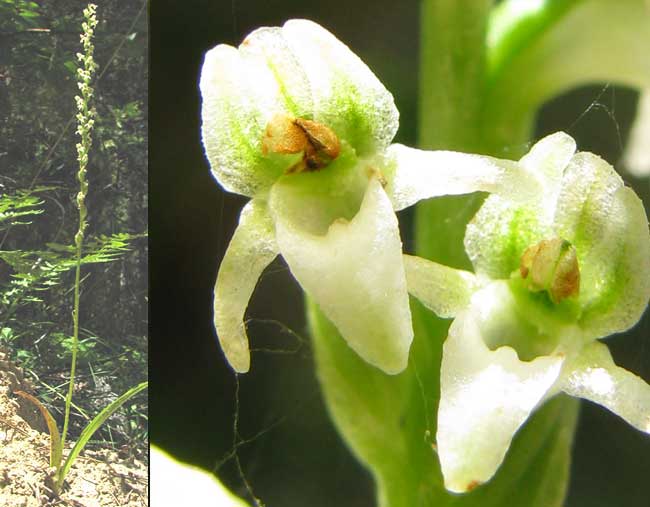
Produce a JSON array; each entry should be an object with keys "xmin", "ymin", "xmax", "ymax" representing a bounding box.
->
[
  {"xmin": 419, "ymin": 0, "xmax": 491, "ymax": 153},
  {"xmin": 61, "ymin": 240, "xmax": 82, "ymax": 451},
  {"xmin": 416, "ymin": 0, "xmax": 492, "ymax": 268}
]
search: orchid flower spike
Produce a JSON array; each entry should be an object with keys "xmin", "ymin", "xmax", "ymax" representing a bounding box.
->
[
  {"xmin": 200, "ymin": 19, "xmax": 533, "ymax": 374},
  {"xmin": 405, "ymin": 132, "xmax": 650, "ymax": 492}
]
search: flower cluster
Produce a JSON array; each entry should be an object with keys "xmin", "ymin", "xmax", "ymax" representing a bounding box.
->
[
  {"xmin": 200, "ymin": 19, "xmax": 650, "ymax": 493},
  {"xmin": 73, "ymin": 3, "xmax": 98, "ymax": 248}
]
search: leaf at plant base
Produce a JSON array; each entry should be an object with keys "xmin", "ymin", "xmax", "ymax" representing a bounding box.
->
[
  {"xmin": 14, "ymin": 390, "xmax": 62, "ymax": 469},
  {"xmin": 56, "ymin": 381, "xmax": 148, "ymax": 492}
]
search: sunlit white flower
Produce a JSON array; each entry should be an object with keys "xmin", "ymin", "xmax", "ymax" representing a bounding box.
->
[
  {"xmin": 200, "ymin": 19, "xmax": 531, "ymax": 374},
  {"xmin": 405, "ymin": 132, "xmax": 650, "ymax": 492}
]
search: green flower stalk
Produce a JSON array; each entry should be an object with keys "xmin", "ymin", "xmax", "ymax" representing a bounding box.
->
[
  {"xmin": 406, "ymin": 132, "xmax": 650, "ymax": 492},
  {"xmin": 200, "ymin": 20, "xmax": 535, "ymax": 375},
  {"xmin": 62, "ymin": 2, "xmax": 98, "ymax": 452}
]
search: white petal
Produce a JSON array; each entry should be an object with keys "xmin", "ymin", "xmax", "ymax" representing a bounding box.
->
[
  {"xmin": 272, "ymin": 178, "xmax": 412, "ymax": 374},
  {"xmin": 561, "ymin": 341, "xmax": 650, "ymax": 434},
  {"xmin": 239, "ymin": 26, "xmax": 314, "ymax": 118},
  {"xmin": 200, "ymin": 43, "xmax": 292, "ymax": 196},
  {"xmin": 213, "ymin": 200, "xmax": 278, "ymax": 373},
  {"xmin": 403, "ymin": 254, "xmax": 479, "ymax": 318},
  {"xmin": 281, "ymin": 20, "xmax": 399, "ymax": 156},
  {"xmin": 200, "ymin": 20, "xmax": 399, "ymax": 195},
  {"xmin": 437, "ymin": 285, "xmax": 565, "ymax": 492},
  {"xmin": 384, "ymin": 144, "xmax": 539, "ymax": 211},
  {"xmin": 519, "ymin": 131, "xmax": 576, "ymax": 218},
  {"xmin": 554, "ymin": 153, "xmax": 650, "ymax": 337}
]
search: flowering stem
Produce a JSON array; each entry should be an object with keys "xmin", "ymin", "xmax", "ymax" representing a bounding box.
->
[{"xmin": 61, "ymin": 3, "xmax": 98, "ymax": 454}]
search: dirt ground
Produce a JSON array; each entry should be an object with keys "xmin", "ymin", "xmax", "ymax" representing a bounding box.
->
[{"xmin": 0, "ymin": 348, "xmax": 148, "ymax": 507}]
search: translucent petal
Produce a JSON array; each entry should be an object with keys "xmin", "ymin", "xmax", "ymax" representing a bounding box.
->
[
  {"xmin": 465, "ymin": 194, "xmax": 549, "ymax": 279},
  {"xmin": 519, "ymin": 131, "xmax": 576, "ymax": 221},
  {"xmin": 384, "ymin": 144, "xmax": 538, "ymax": 212},
  {"xmin": 561, "ymin": 341, "xmax": 650, "ymax": 434},
  {"xmin": 464, "ymin": 133, "xmax": 576, "ymax": 279},
  {"xmin": 213, "ymin": 200, "xmax": 278, "ymax": 373},
  {"xmin": 554, "ymin": 153, "xmax": 650, "ymax": 336},
  {"xmin": 200, "ymin": 20, "xmax": 399, "ymax": 195},
  {"xmin": 272, "ymin": 178, "xmax": 412, "ymax": 374},
  {"xmin": 403, "ymin": 254, "xmax": 479, "ymax": 318},
  {"xmin": 200, "ymin": 44, "xmax": 291, "ymax": 196},
  {"xmin": 437, "ymin": 283, "xmax": 565, "ymax": 492},
  {"xmin": 281, "ymin": 20, "xmax": 399, "ymax": 156},
  {"xmin": 239, "ymin": 26, "xmax": 313, "ymax": 118}
]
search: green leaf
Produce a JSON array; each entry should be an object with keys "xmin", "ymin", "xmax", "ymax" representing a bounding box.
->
[
  {"xmin": 64, "ymin": 60, "xmax": 77, "ymax": 75},
  {"xmin": 56, "ymin": 381, "xmax": 148, "ymax": 492},
  {"xmin": 0, "ymin": 190, "xmax": 44, "ymax": 231},
  {"xmin": 14, "ymin": 390, "xmax": 63, "ymax": 469}
]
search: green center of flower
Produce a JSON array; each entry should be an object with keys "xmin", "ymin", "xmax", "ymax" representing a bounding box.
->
[
  {"xmin": 262, "ymin": 114, "xmax": 341, "ymax": 174},
  {"xmin": 519, "ymin": 237, "xmax": 580, "ymax": 304}
]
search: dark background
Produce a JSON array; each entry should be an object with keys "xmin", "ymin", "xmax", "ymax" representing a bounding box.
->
[{"xmin": 150, "ymin": 1, "xmax": 650, "ymax": 506}]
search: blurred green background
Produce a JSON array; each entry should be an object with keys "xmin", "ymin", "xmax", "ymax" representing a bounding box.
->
[{"xmin": 150, "ymin": 1, "xmax": 650, "ymax": 506}]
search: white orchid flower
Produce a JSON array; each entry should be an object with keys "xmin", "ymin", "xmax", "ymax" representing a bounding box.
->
[
  {"xmin": 405, "ymin": 132, "xmax": 650, "ymax": 493},
  {"xmin": 200, "ymin": 19, "xmax": 533, "ymax": 374}
]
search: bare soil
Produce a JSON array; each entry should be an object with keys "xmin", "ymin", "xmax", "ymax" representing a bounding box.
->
[{"xmin": 0, "ymin": 348, "xmax": 148, "ymax": 506}]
